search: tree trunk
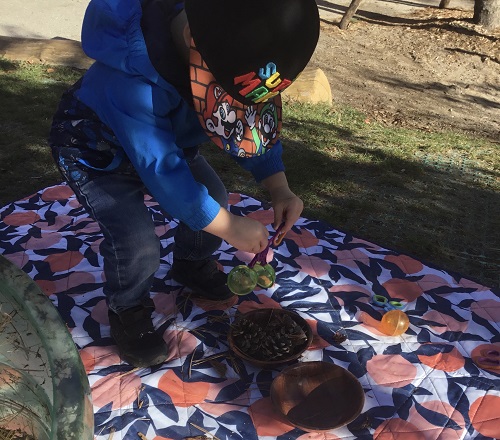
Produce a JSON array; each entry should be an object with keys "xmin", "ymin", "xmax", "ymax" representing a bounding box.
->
[
  {"xmin": 439, "ymin": 0, "xmax": 452, "ymax": 8},
  {"xmin": 339, "ymin": 0, "xmax": 364, "ymax": 30},
  {"xmin": 474, "ymin": 0, "xmax": 500, "ymax": 30}
]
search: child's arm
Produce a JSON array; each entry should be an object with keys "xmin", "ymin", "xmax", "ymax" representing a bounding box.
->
[
  {"xmin": 203, "ymin": 171, "xmax": 303, "ymax": 254},
  {"xmin": 203, "ymin": 206, "xmax": 269, "ymax": 254},
  {"xmin": 230, "ymin": 141, "xmax": 304, "ymax": 244},
  {"xmin": 261, "ymin": 171, "xmax": 304, "ymax": 236}
]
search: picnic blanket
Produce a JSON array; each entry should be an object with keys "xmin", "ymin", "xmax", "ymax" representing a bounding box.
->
[{"xmin": 1, "ymin": 183, "xmax": 499, "ymax": 440}]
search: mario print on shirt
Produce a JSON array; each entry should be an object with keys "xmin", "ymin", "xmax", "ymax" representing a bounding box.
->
[
  {"xmin": 190, "ymin": 43, "xmax": 282, "ymax": 158},
  {"xmin": 200, "ymin": 81, "xmax": 280, "ymax": 157}
]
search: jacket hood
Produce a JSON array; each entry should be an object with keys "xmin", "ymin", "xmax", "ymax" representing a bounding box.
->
[{"xmin": 81, "ymin": 0, "xmax": 168, "ymax": 87}]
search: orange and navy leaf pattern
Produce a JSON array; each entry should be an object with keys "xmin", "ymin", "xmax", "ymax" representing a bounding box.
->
[{"xmin": 1, "ymin": 184, "xmax": 499, "ymax": 439}]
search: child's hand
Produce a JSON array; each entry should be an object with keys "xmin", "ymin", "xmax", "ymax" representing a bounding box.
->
[
  {"xmin": 226, "ymin": 214, "xmax": 270, "ymax": 253},
  {"xmin": 204, "ymin": 208, "xmax": 269, "ymax": 254},
  {"xmin": 261, "ymin": 172, "xmax": 304, "ymax": 237},
  {"xmin": 271, "ymin": 190, "xmax": 303, "ymax": 233}
]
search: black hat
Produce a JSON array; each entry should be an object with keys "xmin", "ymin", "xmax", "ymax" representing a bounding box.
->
[{"xmin": 186, "ymin": 0, "xmax": 320, "ymax": 157}]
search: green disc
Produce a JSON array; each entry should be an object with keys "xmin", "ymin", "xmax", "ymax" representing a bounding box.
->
[
  {"xmin": 253, "ymin": 263, "xmax": 276, "ymax": 288},
  {"xmin": 227, "ymin": 265, "xmax": 258, "ymax": 295}
]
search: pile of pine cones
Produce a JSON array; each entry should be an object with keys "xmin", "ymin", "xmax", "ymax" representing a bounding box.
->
[{"xmin": 231, "ymin": 313, "xmax": 308, "ymax": 361}]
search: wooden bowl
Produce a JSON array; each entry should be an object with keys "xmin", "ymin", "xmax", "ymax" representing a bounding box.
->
[
  {"xmin": 228, "ymin": 308, "xmax": 312, "ymax": 368},
  {"xmin": 270, "ymin": 361, "xmax": 365, "ymax": 431}
]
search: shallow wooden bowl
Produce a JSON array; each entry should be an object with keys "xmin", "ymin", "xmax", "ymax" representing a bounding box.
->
[
  {"xmin": 270, "ymin": 361, "xmax": 365, "ymax": 431},
  {"xmin": 228, "ymin": 308, "xmax": 312, "ymax": 368}
]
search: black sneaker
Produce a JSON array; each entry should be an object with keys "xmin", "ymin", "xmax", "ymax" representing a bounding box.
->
[
  {"xmin": 171, "ymin": 258, "xmax": 235, "ymax": 302},
  {"xmin": 108, "ymin": 299, "xmax": 169, "ymax": 368}
]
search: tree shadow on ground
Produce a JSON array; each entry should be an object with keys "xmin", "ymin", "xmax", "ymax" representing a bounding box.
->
[
  {"xmin": 316, "ymin": 0, "xmax": 498, "ymax": 40},
  {"xmin": 313, "ymin": 57, "xmax": 500, "ymax": 140},
  {"xmin": 280, "ymin": 116, "xmax": 499, "ymax": 288},
  {"xmin": 1, "ymin": 59, "xmax": 498, "ymax": 289},
  {"xmin": 0, "ymin": 61, "xmax": 82, "ymax": 205},
  {"xmin": 208, "ymin": 113, "xmax": 499, "ymax": 288}
]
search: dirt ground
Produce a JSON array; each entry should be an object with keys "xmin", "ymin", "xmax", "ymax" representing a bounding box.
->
[
  {"xmin": 1, "ymin": 1, "xmax": 497, "ymax": 139},
  {"xmin": 310, "ymin": 3, "xmax": 500, "ymax": 140}
]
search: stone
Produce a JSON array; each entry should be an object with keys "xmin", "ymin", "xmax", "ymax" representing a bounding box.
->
[
  {"xmin": 0, "ymin": 36, "xmax": 93, "ymax": 70},
  {"xmin": 282, "ymin": 67, "xmax": 333, "ymax": 105},
  {"xmin": 0, "ymin": 36, "xmax": 333, "ymax": 107}
]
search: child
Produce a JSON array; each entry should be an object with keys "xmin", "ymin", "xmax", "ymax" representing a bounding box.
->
[{"xmin": 49, "ymin": 0, "xmax": 320, "ymax": 367}]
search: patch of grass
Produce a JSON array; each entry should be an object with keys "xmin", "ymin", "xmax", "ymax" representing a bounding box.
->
[
  {"xmin": 207, "ymin": 103, "xmax": 500, "ymax": 288},
  {"xmin": 0, "ymin": 59, "xmax": 82, "ymax": 202},
  {"xmin": 1, "ymin": 58, "xmax": 499, "ymax": 287}
]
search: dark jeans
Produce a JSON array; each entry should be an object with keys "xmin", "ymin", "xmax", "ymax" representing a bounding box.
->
[{"xmin": 53, "ymin": 147, "xmax": 228, "ymax": 313}]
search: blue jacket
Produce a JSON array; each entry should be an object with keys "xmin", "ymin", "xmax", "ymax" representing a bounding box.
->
[{"xmin": 50, "ymin": 0, "xmax": 285, "ymax": 231}]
